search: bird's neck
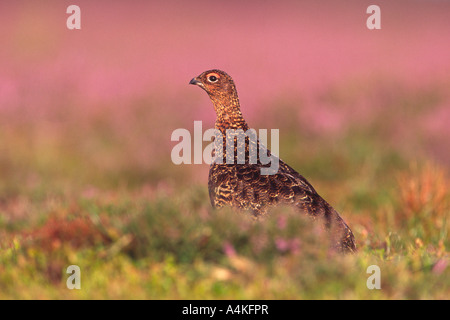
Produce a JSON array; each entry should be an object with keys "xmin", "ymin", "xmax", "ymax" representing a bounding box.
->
[{"xmin": 210, "ymin": 94, "xmax": 249, "ymax": 133}]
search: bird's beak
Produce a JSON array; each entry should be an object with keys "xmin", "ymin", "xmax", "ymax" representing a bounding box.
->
[{"xmin": 189, "ymin": 77, "xmax": 203, "ymax": 87}]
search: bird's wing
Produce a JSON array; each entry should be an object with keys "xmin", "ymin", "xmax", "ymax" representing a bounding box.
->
[
  {"xmin": 208, "ymin": 156, "xmax": 356, "ymax": 251},
  {"xmin": 208, "ymin": 159, "xmax": 318, "ymax": 212}
]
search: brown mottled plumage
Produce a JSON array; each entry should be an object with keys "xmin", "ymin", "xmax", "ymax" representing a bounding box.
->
[{"xmin": 189, "ymin": 69, "xmax": 356, "ymax": 252}]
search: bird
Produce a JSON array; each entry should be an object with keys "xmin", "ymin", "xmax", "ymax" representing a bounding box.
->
[{"xmin": 189, "ymin": 69, "xmax": 356, "ymax": 252}]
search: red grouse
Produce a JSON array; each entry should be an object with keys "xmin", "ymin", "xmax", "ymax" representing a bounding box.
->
[{"xmin": 189, "ymin": 69, "xmax": 356, "ymax": 252}]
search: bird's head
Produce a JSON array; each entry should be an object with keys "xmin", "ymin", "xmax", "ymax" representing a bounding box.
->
[
  {"xmin": 190, "ymin": 69, "xmax": 246, "ymax": 129},
  {"xmin": 189, "ymin": 69, "xmax": 237, "ymax": 98}
]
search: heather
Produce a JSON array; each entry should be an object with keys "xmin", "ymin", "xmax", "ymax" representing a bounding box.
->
[{"xmin": 0, "ymin": 1, "xmax": 448, "ymax": 299}]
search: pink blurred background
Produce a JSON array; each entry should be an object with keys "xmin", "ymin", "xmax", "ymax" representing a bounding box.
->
[{"xmin": 0, "ymin": 0, "xmax": 449, "ymax": 182}]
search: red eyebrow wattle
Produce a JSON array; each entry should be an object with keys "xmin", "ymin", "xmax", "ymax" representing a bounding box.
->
[{"xmin": 207, "ymin": 73, "xmax": 220, "ymax": 79}]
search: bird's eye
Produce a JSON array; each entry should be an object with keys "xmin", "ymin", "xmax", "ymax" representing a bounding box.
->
[{"xmin": 208, "ymin": 75, "xmax": 218, "ymax": 82}]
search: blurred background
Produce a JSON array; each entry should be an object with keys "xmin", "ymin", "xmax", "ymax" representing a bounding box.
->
[
  {"xmin": 1, "ymin": 0, "xmax": 450, "ymax": 187},
  {"xmin": 0, "ymin": 0, "xmax": 449, "ymax": 299}
]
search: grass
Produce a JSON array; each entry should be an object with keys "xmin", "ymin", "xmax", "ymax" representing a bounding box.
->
[
  {"xmin": 1, "ymin": 1, "xmax": 449, "ymax": 298},
  {"xmin": 0, "ymin": 112, "xmax": 448, "ymax": 299}
]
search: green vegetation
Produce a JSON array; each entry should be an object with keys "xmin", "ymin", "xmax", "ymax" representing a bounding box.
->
[{"xmin": 0, "ymin": 99, "xmax": 448, "ymax": 299}]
